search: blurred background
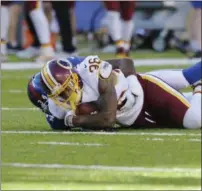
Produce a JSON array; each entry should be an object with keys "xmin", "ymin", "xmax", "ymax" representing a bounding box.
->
[
  {"xmin": 1, "ymin": 2, "xmax": 201, "ymax": 190},
  {"xmin": 1, "ymin": 0, "xmax": 201, "ymax": 62}
]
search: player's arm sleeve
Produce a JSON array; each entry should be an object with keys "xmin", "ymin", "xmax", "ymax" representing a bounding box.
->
[
  {"xmin": 48, "ymin": 98, "xmax": 67, "ymax": 119},
  {"xmin": 46, "ymin": 114, "xmax": 70, "ymax": 130},
  {"xmin": 105, "ymin": 58, "xmax": 136, "ymax": 77}
]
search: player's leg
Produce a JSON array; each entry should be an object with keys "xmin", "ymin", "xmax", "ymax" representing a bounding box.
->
[
  {"xmin": 141, "ymin": 74, "xmax": 201, "ymax": 129},
  {"xmin": 104, "ymin": 1, "xmax": 122, "ymax": 56},
  {"xmin": 0, "ymin": 1, "xmax": 11, "ymax": 61},
  {"xmin": 146, "ymin": 69, "xmax": 190, "ymax": 90},
  {"xmin": 17, "ymin": 6, "xmax": 41, "ymax": 59},
  {"xmin": 25, "ymin": 1, "xmax": 55, "ymax": 61},
  {"xmin": 7, "ymin": 1, "xmax": 23, "ymax": 52},
  {"xmin": 183, "ymin": 60, "xmax": 202, "ymax": 85},
  {"xmin": 188, "ymin": 1, "xmax": 202, "ymax": 58},
  {"xmin": 50, "ymin": 10, "xmax": 60, "ymax": 50},
  {"xmin": 51, "ymin": 1, "xmax": 77, "ymax": 56},
  {"xmin": 183, "ymin": 82, "xmax": 201, "ymax": 129},
  {"xmin": 68, "ymin": 1, "xmax": 77, "ymax": 48},
  {"xmin": 146, "ymin": 61, "xmax": 202, "ymax": 90},
  {"xmin": 119, "ymin": 1, "xmax": 135, "ymax": 57}
]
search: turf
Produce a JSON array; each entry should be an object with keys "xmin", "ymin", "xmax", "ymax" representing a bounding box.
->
[
  {"xmin": 6, "ymin": 49, "xmax": 186, "ymax": 62},
  {"xmin": 1, "ymin": 52, "xmax": 201, "ymax": 190}
]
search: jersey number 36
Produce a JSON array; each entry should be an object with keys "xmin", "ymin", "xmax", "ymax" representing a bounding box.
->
[{"xmin": 88, "ymin": 58, "xmax": 101, "ymax": 73}]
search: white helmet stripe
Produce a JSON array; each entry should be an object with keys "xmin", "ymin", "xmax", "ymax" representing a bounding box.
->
[{"xmin": 41, "ymin": 69, "xmax": 53, "ymax": 91}]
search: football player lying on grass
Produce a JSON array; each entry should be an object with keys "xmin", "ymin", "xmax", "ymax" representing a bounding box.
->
[{"xmin": 27, "ymin": 57, "xmax": 201, "ymax": 130}]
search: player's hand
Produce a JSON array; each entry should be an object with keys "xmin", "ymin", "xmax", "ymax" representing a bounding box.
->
[
  {"xmin": 64, "ymin": 110, "xmax": 75, "ymax": 127},
  {"xmin": 120, "ymin": 90, "xmax": 136, "ymax": 112},
  {"xmin": 127, "ymin": 75, "xmax": 143, "ymax": 96}
]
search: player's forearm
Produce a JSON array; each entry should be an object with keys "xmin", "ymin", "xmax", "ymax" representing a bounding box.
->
[
  {"xmin": 71, "ymin": 112, "xmax": 116, "ymax": 129},
  {"xmin": 106, "ymin": 58, "xmax": 136, "ymax": 77},
  {"xmin": 118, "ymin": 58, "xmax": 136, "ymax": 77}
]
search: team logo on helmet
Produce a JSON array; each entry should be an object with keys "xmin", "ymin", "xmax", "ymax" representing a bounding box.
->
[{"xmin": 57, "ymin": 59, "xmax": 73, "ymax": 70}]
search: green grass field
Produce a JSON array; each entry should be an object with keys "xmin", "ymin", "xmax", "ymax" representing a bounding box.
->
[{"xmin": 1, "ymin": 52, "xmax": 201, "ymax": 190}]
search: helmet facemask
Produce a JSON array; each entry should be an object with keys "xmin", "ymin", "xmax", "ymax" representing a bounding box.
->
[
  {"xmin": 41, "ymin": 61, "xmax": 82, "ymax": 111},
  {"xmin": 49, "ymin": 71, "xmax": 82, "ymax": 111}
]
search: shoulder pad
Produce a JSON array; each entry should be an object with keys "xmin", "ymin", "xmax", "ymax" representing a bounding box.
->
[{"xmin": 99, "ymin": 61, "xmax": 112, "ymax": 79}]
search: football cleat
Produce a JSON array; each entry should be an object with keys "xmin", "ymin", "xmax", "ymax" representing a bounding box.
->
[
  {"xmin": 17, "ymin": 46, "xmax": 40, "ymax": 59},
  {"xmin": 35, "ymin": 45, "xmax": 55, "ymax": 64}
]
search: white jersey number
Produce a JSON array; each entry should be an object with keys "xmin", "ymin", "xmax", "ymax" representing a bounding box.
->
[{"xmin": 88, "ymin": 57, "xmax": 101, "ymax": 73}]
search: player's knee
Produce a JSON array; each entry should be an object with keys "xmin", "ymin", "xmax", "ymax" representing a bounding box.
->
[{"xmin": 183, "ymin": 107, "xmax": 201, "ymax": 129}]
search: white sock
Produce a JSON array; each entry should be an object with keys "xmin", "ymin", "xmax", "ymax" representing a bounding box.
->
[
  {"xmin": 50, "ymin": 10, "xmax": 60, "ymax": 33},
  {"xmin": 1, "ymin": 43, "xmax": 7, "ymax": 55},
  {"xmin": 40, "ymin": 46, "xmax": 55, "ymax": 57},
  {"xmin": 121, "ymin": 19, "xmax": 134, "ymax": 43},
  {"xmin": 146, "ymin": 70, "xmax": 189, "ymax": 90},
  {"xmin": 29, "ymin": 7, "xmax": 51, "ymax": 45},
  {"xmin": 106, "ymin": 11, "xmax": 121, "ymax": 42},
  {"xmin": 183, "ymin": 93, "xmax": 201, "ymax": 129},
  {"xmin": 1, "ymin": 6, "xmax": 9, "ymax": 41}
]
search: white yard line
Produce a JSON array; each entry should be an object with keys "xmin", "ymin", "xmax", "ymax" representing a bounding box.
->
[
  {"xmin": 146, "ymin": 138, "xmax": 165, "ymax": 141},
  {"xmin": 2, "ymin": 89, "xmax": 26, "ymax": 93},
  {"xmin": 1, "ymin": 130, "xmax": 201, "ymax": 136},
  {"xmin": 188, "ymin": 138, "xmax": 201, "ymax": 142},
  {"xmin": 2, "ymin": 107, "xmax": 201, "ymax": 137},
  {"xmin": 36, "ymin": 141, "xmax": 106, "ymax": 147},
  {"xmin": 1, "ymin": 75, "xmax": 32, "ymax": 79},
  {"xmin": 2, "ymin": 107, "xmax": 39, "ymax": 111},
  {"xmin": 146, "ymin": 138, "xmax": 201, "ymax": 142},
  {"xmin": 1, "ymin": 62, "xmax": 44, "ymax": 70},
  {"xmin": 2, "ymin": 162, "xmax": 201, "ymax": 173},
  {"xmin": 36, "ymin": 139, "xmax": 200, "ymax": 146},
  {"xmin": 1, "ymin": 58, "xmax": 201, "ymax": 70}
]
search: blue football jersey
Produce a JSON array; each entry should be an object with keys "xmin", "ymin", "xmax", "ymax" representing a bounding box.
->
[{"xmin": 45, "ymin": 113, "xmax": 70, "ymax": 130}]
